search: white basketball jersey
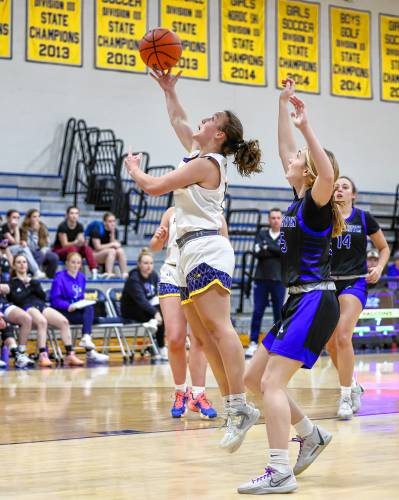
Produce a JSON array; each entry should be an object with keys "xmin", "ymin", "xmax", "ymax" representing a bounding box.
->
[
  {"xmin": 165, "ymin": 210, "xmax": 179, "ymax": 266},
  {"xmin": 174, "ymin": 150, "xmax": 227, "ymax": 238}
]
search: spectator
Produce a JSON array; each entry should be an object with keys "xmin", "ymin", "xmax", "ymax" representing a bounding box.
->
[
  {"xmin": 1, "ymin": 210, "xmax": 46, "ymax": 279},
  {"xmin": 20, "ymin": 209, "xmax": 59, "ymax": 278},
  {"xmin": 246, "ymin": 208, "xmax": 285, "ymax": 358},
  {"xmin": 387, "ymin": 250, "xmax": 399, "ymax": 290},
  {"xmin": 50, "ymin": 252, "xmax": 108, "ymax": 363},
  {"xmin": 53, "ymin": 206, "xmax": 98, "ymax": 280},
  {"xmin": 87, "ymin": 212, "xmax": 129, "ymax": 279},
  {"xmin": 121, "ymin": 248, "xmax": 167, "ymax": 361},
  {"xmin": 8, "ymin": 253, "xmax": 83, "ymax": 367}
]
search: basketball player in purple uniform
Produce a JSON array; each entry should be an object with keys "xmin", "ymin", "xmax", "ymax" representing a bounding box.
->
[
  {"xmin": 238, "ymin": 79, "xmax": 344, "ymax": 494},
  {"xmin": 327, "ymin": 176, "xmax": 389, "ymax": 419}
]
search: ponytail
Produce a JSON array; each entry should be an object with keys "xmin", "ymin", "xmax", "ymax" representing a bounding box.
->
[
  {"xmin": 138, "ymin": 247, "xmax": 152, "ymax": 263},
  {"xmin": 304, "ymin": 148, "xmax": 345, "ymax": 238},
  {"xmin": 221, "ymin": 110, "xmax": 263, "ymax": 177}
]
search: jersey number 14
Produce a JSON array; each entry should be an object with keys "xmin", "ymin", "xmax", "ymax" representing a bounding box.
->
[{"xmin": 337, "ymin": 234, "xmax": 351, "ymax": 250}]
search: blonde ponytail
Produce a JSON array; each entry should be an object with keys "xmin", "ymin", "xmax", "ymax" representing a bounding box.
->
[{"xmin": 304, "ymin": 149, "xmax": 345, "ymax": 238}]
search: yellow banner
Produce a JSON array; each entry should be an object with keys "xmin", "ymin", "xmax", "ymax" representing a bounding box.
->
[
  {"xmin": 26, "ymin": 0, "xmax": 82, "ymax": 66},
  {"xmin": 220, "ymin": 0, "xmax": 266, "ymax": 86},
  {"xmin": 380, "ymin": 14, "xmax": 399, "ymax": 102},
  {"xmin": 330, "ymin": 6, "xmax": 372, "ymax": 99},
  {"xmin": 95, "ymin": 0, "xmax": 147, "ymax": 73},
  {"xmin": 160, "ymin": 0, "xmax": 208, "ymax": 80},
  {"xmin": 0, "ymin": 0, "xmax": 12, "ymax": 59},
  {"xmin": 277, "ymin": 0, "xmax": 319, "ymax": 94}
]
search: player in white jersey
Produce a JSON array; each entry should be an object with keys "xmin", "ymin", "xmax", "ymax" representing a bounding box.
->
[
  {"xmin": 125, "ymin": 68, "xmax": 263, "ymax": 452},
  {"xmin": 150, "ymin": 206, "xmax": 221, "ymax": 419}
]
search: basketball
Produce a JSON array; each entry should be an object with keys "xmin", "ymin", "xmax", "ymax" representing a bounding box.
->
[{"xmin": 139, "ymin": 28, "xmax": 182, "ymax": 72}]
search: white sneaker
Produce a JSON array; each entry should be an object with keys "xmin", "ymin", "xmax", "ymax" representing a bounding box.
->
[
  {"xmin": 245, "ymin": 341, "xmax": 258, "ymax": 358},
  {"xmin": 143, "ymin": 319, "xmax": 158, "ymax": 335},
  {"xmin": 220, "ymin": 402, "xmax": 260, "ymax": 453},
  {"xmin": 159, "ymin": 346, "xmax": 168, "ymax": 361},
  {"xmin": 292, "ymin": 424, "xmax": 332, "ymax": 476},
  {"xmin": 337, "ymin": 394, "xmax": 353, "ymax": 420},
  {"xmin": 351, "ymin": 383, "xmax": 364, "ymax": 413},
  {"xmin": 33, "ymin": 270, "xmax": 47, "ymax": 280},
  {"xmin": 79, "ymin": 334, "xmax": 96, "ymax": 350},
  {"xmin": 237, "ymin": 467, "xmax": 297, "ymax": 495},
  {"xmin": 0, "ymin": 359, "xmax": 6, "ymax": 369},
  {"xmin": 15, "ymin": 353, "xmax": 35, "ymax": 369},
  {"xmin": 86, "ymin": 350, "xmax": 109, "ymax": 363}
]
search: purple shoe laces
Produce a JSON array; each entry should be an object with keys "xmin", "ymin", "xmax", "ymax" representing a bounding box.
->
[{"xmin": 251, "ymin": 467, "xmax": 276, "ymax": 484}]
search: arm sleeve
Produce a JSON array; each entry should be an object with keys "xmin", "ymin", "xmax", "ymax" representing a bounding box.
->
[
  {"xmin": 124, "ymin": 277, "xmax": 157, "ymax": 317},
  {"xmin": 30, "ymin": 280, "xmax": 46, "ymax": 301},
  {"xmin": 302, "ymin": 190, "xmax": 332, "ymax": 232},
  {"xmin": 50, "ymin": 278, "xmax": 70, "ymax": 310},
  {"xmin": 364, "ymin": 212, "xmax": 380, "ymax": 236}
]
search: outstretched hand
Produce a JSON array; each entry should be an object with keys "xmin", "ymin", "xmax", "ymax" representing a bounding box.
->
[
  {"xmin": 150, "ymin": 68, "xmax": 182, "ymax": 92},
  {"xmin": 280, "ymin": 78, "xmax": 296, "ymax": 102},
  {"xmin": 289, "ymin": 95, "xmax": 308, "ymax": 130},
  {"xmin": 124, "ymin": 148, "xmax": 142, "ymax": 176}
]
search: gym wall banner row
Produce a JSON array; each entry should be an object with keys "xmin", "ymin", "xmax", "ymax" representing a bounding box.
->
[{"xmin": 0, "ymin": 1, "xmax": 398, "ymax": 102}]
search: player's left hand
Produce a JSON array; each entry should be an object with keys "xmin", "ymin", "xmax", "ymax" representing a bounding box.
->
[
  {"xmin": 366, "ymin": 264, "xmax": 383, "ymax": 284},
  {"xmin": 289, "ymin": 95, "xmax": 308, "ymax": 130}
]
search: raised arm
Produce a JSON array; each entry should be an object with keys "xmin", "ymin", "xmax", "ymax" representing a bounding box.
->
[
  {"xmin": 149, "ymin": 207, "xmax": 173, "ymax": 253},
  {"xmin": 151, "ymin": 69, "xmax": 197, "ymax": 152},
  {"xmin": 278, "ymin": 79, "xmax": 298, "ymax": 173},
  {"xmin": 289, "ymin": 95, "xmax": 334, "ymax": 207}
]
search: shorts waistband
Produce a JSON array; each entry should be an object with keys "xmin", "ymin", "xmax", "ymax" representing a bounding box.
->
[
  {"xmin": 289, "ymin": 281, "xmax": 336, "ymax": 295},
  {"xmin": 176, "ymin": 230, "xmax": 220, "ymax": 249},
  {"xmin": 331, "ymin": 275, "xmax": 367, "ymax": 281}
]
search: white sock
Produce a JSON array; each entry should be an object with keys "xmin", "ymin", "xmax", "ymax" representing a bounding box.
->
[
  {"xmin": 294, "ymin": 416, "xmax": 314, "ymax": 438},
  {"xmin": 192, "ymin": 386, "xmax": 205, "ymax": 399},
  {"xmin": 175, "ymin": 383, "xmax": 187, "ymax": 393},
  {"xmin": 268, "ymin": 449, "xmax": 291, "ymax": 474},
  {"xmin": 18, "ymin": 345, "xmax": 26, "ymax": 354},
  {"xmin": 229, "ymin": 393, "xmax": 246, "ymax": 408},
  {"xmin": 341, "ymin": 386, "xmax": 352, "ymax": 398}
]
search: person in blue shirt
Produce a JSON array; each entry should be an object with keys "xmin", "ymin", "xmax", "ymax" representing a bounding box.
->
[{"xmin": 50, "ymin": 252, "xmax": 108, "ymax": 364}]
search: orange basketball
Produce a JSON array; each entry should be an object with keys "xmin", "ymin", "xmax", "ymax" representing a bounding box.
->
[{"xmin": 139, "ymin": 28, "xmax": 182, "ymax": 72}]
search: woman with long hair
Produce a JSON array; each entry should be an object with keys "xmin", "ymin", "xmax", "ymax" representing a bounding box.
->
[
  {"xmin": 125, "ymin": 68, "xmax": 262, "ymax": 451},
  {"xmin": 21, "ymin": 209, "xmax": 59, "ymax": 278},
  {"xmin": 9, "ymin": 253, "xmax": 83, "ymax": 367},
  {"xmin": 150, "ymin": 206, "xmax": 218, "ymax": 418},
  {"xmin": 327, "ymin": 176, "xmax": 389, "ymax": 419},
  {"xmin": 239, "ymin": 80, "xmax": 344, "ymax": 494}
]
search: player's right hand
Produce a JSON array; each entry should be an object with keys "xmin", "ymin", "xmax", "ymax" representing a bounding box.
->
[
  {"xmin": 154, "ymin": 226, "xmax": 167, "ymax": 241},
  {"xmin": 150, "ymin": 68, "xmax": 182, "ymax": 91},
  {"xmin": 280, "ymin": 78, "xmax": 296, "ymax": 102}
]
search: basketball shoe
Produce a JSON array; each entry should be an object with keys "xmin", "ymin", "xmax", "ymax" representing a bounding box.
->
[
  {"xmin": 171, "ymin": 390, "xmax": 187, "ymax": 418},
  {"xmin": 337, "ymin": 394, "xmax": 353, "ymax": 420},
  {"xmin": 351, "ymin": 383, "xmax": 364, "ymax": 413},
  {"xmin": 187, "ymin": 390, "xmax": 217, "ymax": 419},
  {"xmin": 219, "ymin": 402, "xmax": 260, "ymax": 453},
  {"xmin": 292, "ymin": 424, "xmax": 332, "ymax": 475},
  {"xmin": 237, "ymin": 467, "xmax": 297, "ymax": 494}
]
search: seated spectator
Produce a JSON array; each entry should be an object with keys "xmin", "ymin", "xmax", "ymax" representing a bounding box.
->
[
  {"xmin": 1, "ymin": 210, "xmax": 46, "ymax": 279},
  {"xmin": 86, "ymin": 212, "xmax": 128, "ymax": 279},
  {"xmin": 50, "ymin": 252, "xmax": 108, "ymax": 363},
  {"xmin": 247, "ymin": 208, "xmax": 285, "ymax": 358},
  {"xmin": 8, "ymin": 253, "xmax": 83, "ymax": 367},
  {"xmin": 387, "ymin": 250, "xmax": 399, "ymax": 290},
  {"xmin": 20, "ymin": 209, "xmax": 59, "ymax": 278},
  {"xmin": 121, "ymin": 248, "xmax": 167, "ymax": 361},
  {"xmin": 53, "ymin": 206, "xmax": 98, "ymax": 280}
]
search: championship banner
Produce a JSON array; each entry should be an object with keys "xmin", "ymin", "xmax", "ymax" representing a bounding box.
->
[
  {"xmin": 95, "ymin": 0, "xmax": 147, "ymax": 73},
  {"xmin": 330, "ymin": 6, "xmax": 372, "ymax": 99},
  {"xmin": 220, "ymin": 0, "xmax": 266, "ymax": 86},
  {"xmin": 0, "ymin": 0, "xmax": 12, "ymax": 59},
  {"xmin": 276, "ymin": 0, "xmax": 319, "ymax": 94},
  {"xmin": 380, "ymin": 14, "xmax": 399, "ymax": 103},
  {"xmin": 26, "ymin": 0, "xmax": 82, "ymax": 66},
  {"xmin": 160, "ymin": 0, "xmax": 209, "ymax": 80}
]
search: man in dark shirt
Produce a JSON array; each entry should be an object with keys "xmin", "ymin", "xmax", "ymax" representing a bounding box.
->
[
  {"xmin": 246, "ymin": 208, "xmax": 285, "ymax": 358},
  {"xmin": 87, "ymin": 212, "xmax": 129, "ymax": 278},
  {"xmin": 53, "ymin": 206, "xmax": 98, "ymax": 279}
]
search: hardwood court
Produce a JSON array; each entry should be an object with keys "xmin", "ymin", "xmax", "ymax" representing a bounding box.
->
[{"xmin": 1, "ymin": 353, "xmax": 398, "ymax": 499}]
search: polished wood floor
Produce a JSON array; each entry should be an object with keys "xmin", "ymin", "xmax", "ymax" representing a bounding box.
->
[{"xmin": 1, "ymin": 353, "xmax": 399, "ymax": 499}]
